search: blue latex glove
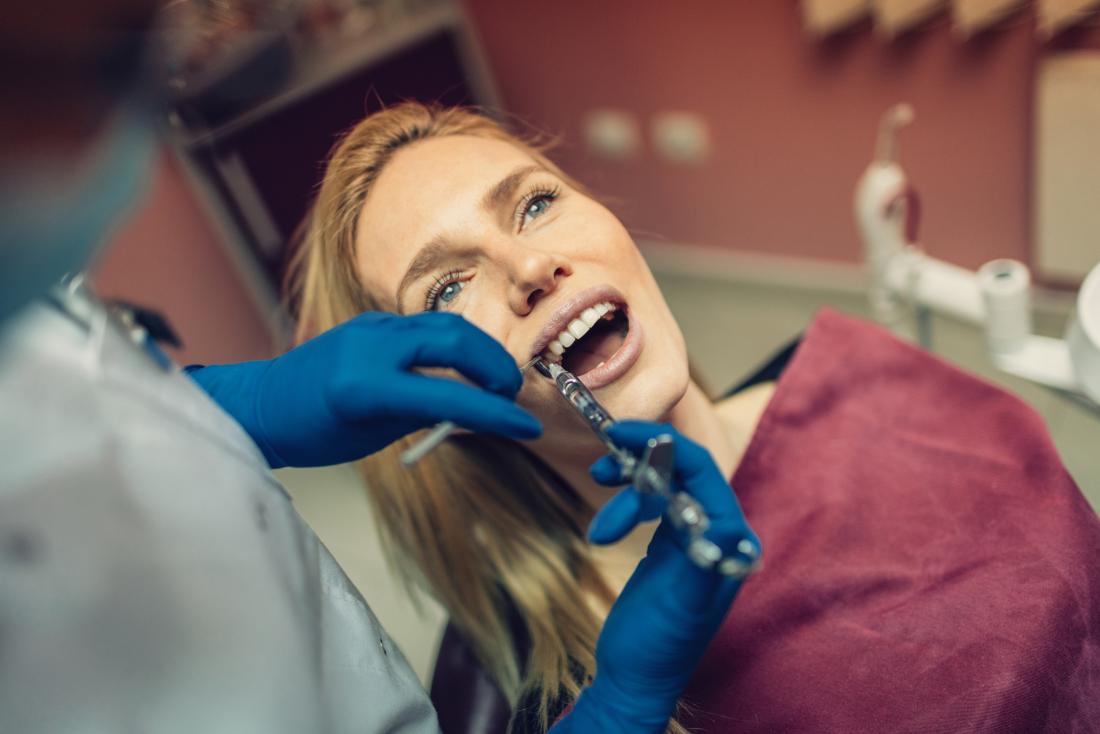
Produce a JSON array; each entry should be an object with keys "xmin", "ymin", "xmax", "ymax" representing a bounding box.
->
[
  {"xmin": 552, "ymin": 422, "xmax": 760, "ymax": 734},
  {"xmin": 187, "ymin": 311, "xmax": 541, "ymax": 468}
]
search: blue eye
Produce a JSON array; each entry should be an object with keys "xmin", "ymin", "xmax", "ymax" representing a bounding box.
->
[
  {"xmin": 427, "ymin": 274, "xmax": 466, "ymax": 311},
  {"xmin": 524, "ymin": 197, "xmax": 551, "ymax": 223},
  {"xmin": 519, "ymin": 188, "xmax": 559, "ymax": 229},
  {"xmin": 438, "ymin": 280, "xmax": 463, "ymax": 305}
]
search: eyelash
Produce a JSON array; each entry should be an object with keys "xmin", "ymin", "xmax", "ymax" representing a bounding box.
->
[
  {"xmin": 514, "ymin": 183, "xmax": 561, "ymax": 230},
  {"xmin": 424, "ymin": 269, "xmax": 465, "ymax": 311}
]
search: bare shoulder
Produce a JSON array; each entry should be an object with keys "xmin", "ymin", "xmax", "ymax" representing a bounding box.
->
[{"xmin": 714, "ymin": 382, "xmax": 777, "ymax": 469}]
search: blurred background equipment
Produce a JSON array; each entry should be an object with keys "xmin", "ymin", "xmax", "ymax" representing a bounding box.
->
[
  {"xmin": 159, "ymin": 0, "xmax": 498, "ymax": 328},
  {"xmin": 1040, "ymin": 0, "xmax": 1100, "ymax": 35},
  {"xmin": 953, "ymin": 0, "xmax": 1029, "ymax": 35},
  {"xmin": 801, "ymin": 0, "xmax": 1100, "ymax": 35},
  {"xmin": 872, "ymin": 0, "xmax": 950, "ymax": 37},
  {"xmin": 803, "ymin": 0, "xmax": 873, "ymax": 35},
  {"xmin": 855, "ymin": 104, "xmax": 1100, "ymax": 413},
  {"xmin": 1035, "ymin": 53, "xmax": 1100, "ymax": 282}
]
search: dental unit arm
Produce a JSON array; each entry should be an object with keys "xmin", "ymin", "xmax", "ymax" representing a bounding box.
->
[
  {"xmin": 856, "ymin": 104, "xmax": 1100, "ymax": 414},
  {"xmin": 533, "ymin": 359, "xmax": 761, "ymax": 578}
]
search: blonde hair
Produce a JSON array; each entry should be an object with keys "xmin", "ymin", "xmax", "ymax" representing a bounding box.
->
[{"xmin": 289, "ymin": 102, "xmax": 686, "ymax": 733}]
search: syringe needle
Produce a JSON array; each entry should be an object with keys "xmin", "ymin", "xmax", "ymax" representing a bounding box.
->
[{"xmin": 531, "ymin": 356, "xmax": 552, "ymax": 378}]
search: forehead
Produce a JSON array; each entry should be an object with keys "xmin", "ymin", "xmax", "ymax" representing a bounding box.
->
[{"xmin": 355, "ymin": 135, "xmax": 537, "ymax": 306}]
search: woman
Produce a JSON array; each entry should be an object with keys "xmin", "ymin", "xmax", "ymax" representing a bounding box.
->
[{"xmin": 291, "ymin": 103, "xmax": 1100, "ymax": 732}]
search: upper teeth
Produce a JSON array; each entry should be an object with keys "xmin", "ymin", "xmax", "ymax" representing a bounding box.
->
[{"xmin": 543, "ymin": 301, "xmax": 617, "ymax": 360}]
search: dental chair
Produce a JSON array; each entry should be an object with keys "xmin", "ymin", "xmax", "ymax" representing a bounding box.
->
[{"xmin": 430, "ymin": 624, "xmax": 510, "ymax": 734}]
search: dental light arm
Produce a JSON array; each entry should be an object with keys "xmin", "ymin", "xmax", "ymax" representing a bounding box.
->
[
  {"xmin": 856, "ymin": 104, "xmax": 1100, "ymax": 413},
  {"xmin": 881, "ymin": 253, "xmax": 1093, "ymax": 396}
]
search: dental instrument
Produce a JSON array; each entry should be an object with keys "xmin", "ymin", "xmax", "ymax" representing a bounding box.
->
[
  {"xmin": 856, "ymin": 103, "xmax": 1100, "ymax": 415},
  {"xmin": 400, "ymin": 356, "xmax": 543, "ymax": 466},
  {"xmin": 399, "ymin": 420, "xmax": 458, "ymax": 466},
  {"xmin": 533, "ymin": 358, "xmax": 760, "ymax": 578}
]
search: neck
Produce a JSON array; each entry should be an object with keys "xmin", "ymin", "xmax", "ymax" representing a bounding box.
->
[{"xmin": 542, "ymin": 380, "xmax": 737, "ymax": 596}]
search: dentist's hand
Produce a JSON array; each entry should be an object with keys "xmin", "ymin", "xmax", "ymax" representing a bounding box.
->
[
  {"xmin": 187, "ymin": 312, "xmax": 541, "ymax": 468},
  {"xmin": 553, "ymin": 422, "xmax": 760, "ymax": 734}
]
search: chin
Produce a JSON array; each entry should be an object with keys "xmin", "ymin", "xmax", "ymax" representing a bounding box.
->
[{"xmin": 604, "ymin": 358, "xmax": 690, "ymax": 422}]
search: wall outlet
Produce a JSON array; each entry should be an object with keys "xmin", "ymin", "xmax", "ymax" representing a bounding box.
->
[
  {"xmin": 583, "ymin": 109, "xmax": 642, "ymax": 160},
  {"xmin": 651, "ymin": 112, "xmax": 711, "ymax": 164}
]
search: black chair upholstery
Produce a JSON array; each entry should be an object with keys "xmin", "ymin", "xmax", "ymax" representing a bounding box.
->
[{"xmin": 430, "ymin": 623, "xmax": 510, "ymax": 734}]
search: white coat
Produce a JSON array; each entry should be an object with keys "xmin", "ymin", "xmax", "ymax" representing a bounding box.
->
[{"xmin": 0, "ymin": 289, "xmax": 440, "ymax": 734}]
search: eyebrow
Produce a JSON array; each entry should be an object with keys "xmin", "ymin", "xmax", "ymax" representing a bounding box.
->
[
  {"xmin": 393, "ymin": 163, "xmax": 545, "ymax": 313},
  {"xmin": 481, "ymin": 163, "xmax": 543, "ymax": 212},
  {"xmin": 395, "ymin": 235, "xmax": 451, "ymax": 314}
]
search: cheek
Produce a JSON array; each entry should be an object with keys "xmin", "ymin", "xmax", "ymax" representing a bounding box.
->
[
  {"xmin": 457, "ymin": 291, "xmax": 514, "ymax": 355},
  {"xmin": 586, "ymin": 214, "xmax": 640, "ymax": 267},
  {"xmin": 621, "ymin": 292, "xmax": 691, "ymax": 420}
]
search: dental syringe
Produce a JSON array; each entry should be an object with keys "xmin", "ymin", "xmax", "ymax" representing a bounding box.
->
[
  {"xmin": 533, "ymin": 359, "xmax": 759, "ymax": 578},
  {"xmin": 533, "ymin": 359, "xmax": 631, "ymax": 464}
]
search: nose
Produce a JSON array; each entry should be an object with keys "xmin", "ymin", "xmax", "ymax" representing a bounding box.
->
[{"xmin": 505, "ymin": 247, "xmax": 572, "ymax": 315}]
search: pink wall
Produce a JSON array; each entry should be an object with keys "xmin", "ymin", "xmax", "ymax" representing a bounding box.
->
[
  {"xmin": 464, "ymin": 2, "xmax": 1100, "ymax": 273},
  {"xmin": 92, "ymin": 150, "xmax": 274, "ymax": 365}
]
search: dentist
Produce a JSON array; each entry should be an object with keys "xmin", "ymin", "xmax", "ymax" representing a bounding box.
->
[{"xmin": 0, "ymin": 4, "xmax": 757, "ymax": 733}]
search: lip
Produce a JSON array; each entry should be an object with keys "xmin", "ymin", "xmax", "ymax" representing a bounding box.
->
[
  {"xmin": 528, "ymin": 284, "xmax": 627, "ymax": 359},
  {"xmin": 528, "ymin": 283, "xmax": 644, "ymax": 390}
]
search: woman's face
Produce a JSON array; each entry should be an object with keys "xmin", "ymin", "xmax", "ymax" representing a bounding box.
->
[{"xmin": 355, "ymin": 134, "xmax": 689, "ymax": 461}]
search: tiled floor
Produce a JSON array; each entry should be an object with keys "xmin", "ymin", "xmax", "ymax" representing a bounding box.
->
[{"xmin": 278, "ymin": 268, "xmax": 1100, "ymax": 686}]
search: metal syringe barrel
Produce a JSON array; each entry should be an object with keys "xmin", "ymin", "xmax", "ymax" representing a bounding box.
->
[
  {"xmin": 542, "ymin": 361, "xmax": 636, "ymax": 470},
  {"xmin": 547, "ymin": 362, "xmax": 615, "ymax": 431},
  {"xmin": 535, "ymin": 360, "xmax": 758, "ymax": 577}
]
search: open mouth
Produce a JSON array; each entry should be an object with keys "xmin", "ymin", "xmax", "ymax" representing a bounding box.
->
[
  {"xmin": 540, "ymin": 301, "xmax": 629, "ymax": 375},
  {"xmin": 530, "ymin": 287, "xmax": 645, "ymax": 390}
]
